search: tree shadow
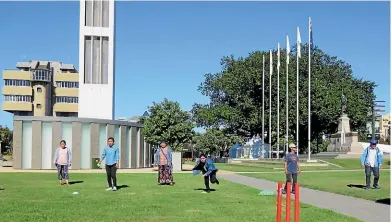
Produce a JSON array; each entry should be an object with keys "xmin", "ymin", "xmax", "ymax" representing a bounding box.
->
[
  {"xmin": 117, "ymin": 185, "xmax": 129, "ymax": 190},
  {"xmin": 69, "ymin": 181, "xmax": 84, "ymax": 185},
  {"xmin": 375, "ymin": 198, "xmax": 390, "ymax": 205},
  {"xmin": 347, "ymin": 184, "xmax": 366, "ymax": 189},
  {"xmin": 194, "ymin": 188, "xmax": 217, "ymax": 192}
]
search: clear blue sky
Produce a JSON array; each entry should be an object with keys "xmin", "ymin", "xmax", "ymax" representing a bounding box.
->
[{"xmin": 0, "ymin": 1, "xmax": 389, "ymax": 129}]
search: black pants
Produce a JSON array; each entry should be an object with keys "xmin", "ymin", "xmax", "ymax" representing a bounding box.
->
[
  {"xmin": 105, "ymin": 164, "xmax": 117, "ymax": 187},
  {"xmin": 204, "ymin": 172, "xmax": 218, "ymax": 190},
  {"xmin": 365, "ymin": 165, "xmax": 379, "ymax": 188},
  {"xmin": 284, "ymin": 172, "xmax": 298, "ymax": 192}
]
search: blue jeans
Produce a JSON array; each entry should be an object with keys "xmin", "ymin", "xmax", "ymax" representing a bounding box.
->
[{"xmin": 365, "ymin": 165, "xmax": 379, "ymax": 188}]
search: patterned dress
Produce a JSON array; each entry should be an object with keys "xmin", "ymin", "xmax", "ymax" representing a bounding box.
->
[{"xmin": 158, "ymin": 148, "xmax": 173, "ymax": 185}]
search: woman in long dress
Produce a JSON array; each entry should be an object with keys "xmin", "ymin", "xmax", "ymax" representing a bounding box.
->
[{"xmin": 154, "ymin": 142, "xmax": 174, "ymax": 185}]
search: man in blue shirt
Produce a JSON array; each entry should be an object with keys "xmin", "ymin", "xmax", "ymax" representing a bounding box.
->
[
  {"xmin": 282, "ymin": 143, "xmax": 301, "ymax": 195},
  {"xmin": 98, "ymin": 137, "xmax": 120, "ymax": 191},
  {"xmin": 360, "ymin": 138, "xmax": 383, "ymax": 190}
]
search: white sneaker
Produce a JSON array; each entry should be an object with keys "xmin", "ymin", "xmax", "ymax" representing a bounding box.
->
[
  {"xmin": 112, "ymin": 186, "xmax": 117, "ymax": 191},
  {"xmin": 105, "ymin": 187, "xmax": 112, "ymax": 191}
]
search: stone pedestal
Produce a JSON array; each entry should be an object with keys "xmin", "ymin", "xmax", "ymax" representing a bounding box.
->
[
  {"xmin": 172, "ymin": 152, "xmax": 182, "ymax": 171},
  {"xmin": 327, "ymin": 114, "xmax": 359, "ymax": 153}
]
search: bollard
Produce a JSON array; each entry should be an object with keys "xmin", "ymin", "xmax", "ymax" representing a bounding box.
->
[
  {"xmin": 294, "ymin": 183, "xmax": 300, "ymax": 222},
  {"xmin": 286, "ymin": 182, "xmax": 291, "ymax": 222},
  {"xmin": 276, "ymin": 182, "xmax": 283, "ymax": 222}
]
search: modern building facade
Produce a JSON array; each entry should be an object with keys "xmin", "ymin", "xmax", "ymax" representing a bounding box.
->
[
  {"xmin": 13, "ymin": 116, "xmax": 152, "ymax": 169},
  {"xmin": 79, "ymin": 0, "xmax": 115, "ymax": 120},
  {"xmin": 2, "ymin": 61, "xmax": 79, "ymax": 117}
]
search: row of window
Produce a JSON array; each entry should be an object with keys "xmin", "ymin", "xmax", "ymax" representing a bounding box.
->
[
  {"xmin": 4, "ymin": 95, "xmax": 79, "ymax": 104},
  {"xmin": 4, "ymin": 80, "xmax": 31, "ymax": 86},
  {"xmin": 56, "ymin": 81, "xmax": 79, "ymax": 88},
  {"xmin": 32, "ymin": 70, "xmax": 52, "ymax": 81},
  {"xmin": 4, "ymin": 95, "xmax": 32, "ymax": 102},
  {"xmin": 56, "ymin": 96, "xmax": 78, "ymax": 103}
]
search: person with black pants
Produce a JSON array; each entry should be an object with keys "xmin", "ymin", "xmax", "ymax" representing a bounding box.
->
[
  {"xmin": 98, "ymin": 137, "xmax": 120, "ymax": 191},
  {"xmin": 282, "ymin": 143, "xmax": 301, "ymax": 195},
  {"xmin": 192, "ymin": 154, "xmax": 219, "ymax": 193}
]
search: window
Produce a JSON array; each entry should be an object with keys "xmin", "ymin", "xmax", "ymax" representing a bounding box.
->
[
  {"xmin": 4, "ymin": 95, "xmax": 32, "ymax": 102},
  {"xmin": 32, "ymin": 69, "xmax": 51, "ymax": 81},
  {"xmin": 85, "ymin": 0, "xmax": 109, "ymax": 27},
  {"xmin": 36, "ymin": 104, "xmax": 42, "ymax": 109},
  {"xmin": 4, "ymin": 80, "xmax": 31, "ymax": 86},
  {"xmin": 56, "ymin": 96, "xmax": 79, "ymax": 103},
  {"xmin": 84, "ymin": 36, "xmax": 109, "ymax": 84},
  {"xmin": 37, "ymin": 87, "xmax": 42, "ymax": 92},
  {"xmin": 56, "ymin": 81, "xmax": 79, "ymax": 88}
]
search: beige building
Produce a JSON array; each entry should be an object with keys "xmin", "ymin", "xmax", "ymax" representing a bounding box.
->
[
  {"xmin": 2, "ymin": 60, "xmax": 79, "ymax": 117},
  {"xmin": 380, "ymin": 113, "xmax": 390, "ymax": 139}
]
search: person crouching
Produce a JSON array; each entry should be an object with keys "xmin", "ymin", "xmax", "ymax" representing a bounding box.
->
[{"xmin": 192, "ymin": 154, "xmax": 219, "ymax": 193}]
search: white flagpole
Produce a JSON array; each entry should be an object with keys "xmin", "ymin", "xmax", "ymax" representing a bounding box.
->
[
  {"xmin": 296, "ymin": 27, "xmax": 301, "ymax": 155},
  {"xmin": 308, "ymin": 17, "xmax": 312, "ymax": 160},
  {"xmin": 262, "ymin": 55, "xmax": 265, "ymax": 159},
  {"xmin": 286, "ymin": 35, "xmax": 290, "ymax": 155},
  {"xmin": 277, "ymin": 43, "xmax": 281, "ymax": 159},
  {"xmin": 269, "ymin": 50, "xmax": 272, "ymax": 159}
]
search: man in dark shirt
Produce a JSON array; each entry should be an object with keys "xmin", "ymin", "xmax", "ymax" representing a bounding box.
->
[{"xmin": 282, "ymin": 143, "xmax": 301, "ymax": 194}]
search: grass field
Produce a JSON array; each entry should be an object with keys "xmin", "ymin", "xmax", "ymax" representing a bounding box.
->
[
  {"xmin": 0, "ymin": 173, "xmax": 361, "ymax": 222},
  {"xmin": 240, "ymin": 170, "xmax": 390, "ymax": 201}
]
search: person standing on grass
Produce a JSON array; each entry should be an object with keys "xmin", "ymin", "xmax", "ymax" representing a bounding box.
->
[
  {"xmin": 192, "ymin": 154, "xmax": 219, "ymax": 193},
  {"xmin": 282, "ymin": 143, "xmax": 300, "ymax": 195},
  {"xmin": 54, "ymin": 140, "xmax": 72, "ymax": 186},
  {"xmin": 361, "ymin": 138, "xmax": 383, "ymax": 190},
  {"xmin": 98, "ymin": 137, "xmax": 120, "ymax": 191},
  {"xmin": 154, "ymin": 142, "xmax": 174, "ymax": 185}
]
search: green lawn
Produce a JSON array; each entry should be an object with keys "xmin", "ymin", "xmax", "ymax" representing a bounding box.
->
[
  {"xmin": 0, "ymin": 173, "xmax": 360, "ymax": 222},
  {"xmin": 241, "ymin": 170, "xmax": 390, "ymax": 201}
]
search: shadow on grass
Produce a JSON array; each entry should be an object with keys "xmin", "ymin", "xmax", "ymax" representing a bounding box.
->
[
  {"xmin": 194, "ymin": 188, "xmax": 217, "ymax": 192},
  {"xmin": 347, "ymin": 184, "xmax": 366, "ymax": 189},
  {"xmin": 69, "ymin": 181, "xmax": 84, "ymax": 185},
  {"xmin": 117, "ymin": 185, "xmax": 129, "ymax": 190},
  {"xmin": 375, "ymin": 198, "xmax": 390, "ymax": 205}
]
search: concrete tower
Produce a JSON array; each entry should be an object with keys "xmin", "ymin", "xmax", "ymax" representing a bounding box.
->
[{"xmin": 79, "ymin": 0, "xmax": 115, "ymax": 119}]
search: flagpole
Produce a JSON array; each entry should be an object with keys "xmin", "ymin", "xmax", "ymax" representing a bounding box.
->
[
  {"xmin": 262, "ymin": 55, "xmax": 265, "ymax": 159},
  {"xmin": 269, "ymin": 50, "xmax": 272, "ymax": 159},
  {"xmin": 286, "ymin": 35, "xmax": 290, "ymax": 155},
  {"xmin": 277, "ymin": 43, "xmax": 280, "ymax": 159},
  {"xmin": 296, "ymin": 27, "xmax": 300, "ymax": 155},
  {"xmin": 308, "ymin": 17, "xmax": 312, "ymax": 161}
]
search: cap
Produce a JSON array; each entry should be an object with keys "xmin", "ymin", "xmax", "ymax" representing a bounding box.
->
[
  {"xmin": 370, "ymin": 138, "xmax": 377, "ymax": 145},
  {"xmin": 289, "ymin": 143, "xmax": 297, "ymax": 148}
]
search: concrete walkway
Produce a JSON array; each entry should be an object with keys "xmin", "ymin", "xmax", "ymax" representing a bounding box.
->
[{"xmin": 220, "ymin": 173, "xmax": 390, "ymax": 222}]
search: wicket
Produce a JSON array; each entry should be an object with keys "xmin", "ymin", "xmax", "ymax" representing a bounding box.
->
[{"xmin": 276, "ymin": 182, "xmax": 300, "ymax": 222}]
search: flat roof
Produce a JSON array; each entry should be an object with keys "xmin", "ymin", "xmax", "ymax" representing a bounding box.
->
[{"xmin": 14, "ymin": 116, "xmax": 143, "ymax": 127}]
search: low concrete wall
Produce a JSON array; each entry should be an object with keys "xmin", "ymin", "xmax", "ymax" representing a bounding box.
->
[{"xmin": 172, "ymin": 152, "xmax": 182, "ymax": 171}]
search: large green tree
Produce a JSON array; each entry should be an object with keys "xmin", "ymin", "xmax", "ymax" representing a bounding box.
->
[
  {"xmin": 141, "ymin": 98, "xmax": 195, "ymax": 151},
  {"xmin": 0, "ymin": 125, "xmax": 12, "ymax": 154},
  {"xmin": 192, "ymin": 44, "xmax": 376, "ymax": 152},
  {"xmin": 192, "ymin": 128, "xmax": 243, "ymax": 155}
]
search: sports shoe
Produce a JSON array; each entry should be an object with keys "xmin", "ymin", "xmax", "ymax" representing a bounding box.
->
[
  {"xmin": 373, "ymin": 185, "xmax": 380, "ymax": 189},
  {"xmin": 105, "ymin": 187, "xmax": 113, "ymax": 191},
  {"xmin": 364, "ymin": 187, "xmax": 370, "ymax": 190},
  {"xmin": 201, "ymin": 190, "xmax": 210, "ymax": 194},
  {"xmin": 112, "ymin": 186, "xmax": 117, "ymax": 191},
  {"xmin": 216, "ymin": 180, "xmax": 220, "ymax": 185}
]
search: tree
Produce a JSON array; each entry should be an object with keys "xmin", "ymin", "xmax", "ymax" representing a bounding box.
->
[
  {"xmin": 140, "ymin": 98, "xmax": 195, "ymax": 151},
  {"xmin": 192, "ymin": 44, "xmax": 376, "ymax": 153},
  {"xmin": 0, "ymin": 125, "xmax": 13, "ymax": 154},
  {"xmin": 192, "ymin": 128, "xmax": 243, "ymax": 155}
]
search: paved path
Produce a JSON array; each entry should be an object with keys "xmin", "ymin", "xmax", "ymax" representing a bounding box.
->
[
  {"xmin": 220, "ymin": 173, "xmax": 390, "ymax": 222},
  {"xmin": 222, "ymin": 169, "xmax": 391, "ymax": 174}
]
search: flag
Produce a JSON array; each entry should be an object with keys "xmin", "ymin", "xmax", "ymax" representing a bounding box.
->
[
  {"xmin": 309, "ymin": 17, "xmax": 314, "ymax": 50},
  {"xmin": 269, "ymin": 50, "xmax": 273, "ymax": 76},
  {"xmin": 286, "ymin": 35, "xmax": 290, "ymax": 65},
  {"xmin": 297, "ymin": 27, "xmax": 302, "ymax": 58},
  {"xmin": 277, "ymin": 43, "xmax": 281, "ymax": 71}
]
